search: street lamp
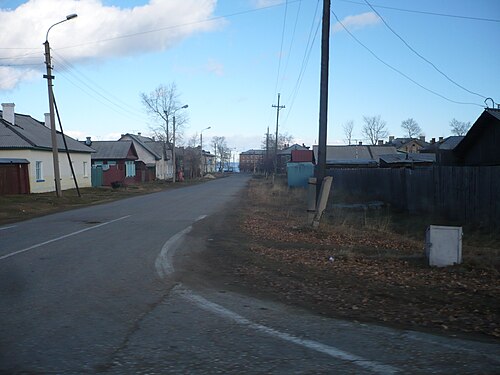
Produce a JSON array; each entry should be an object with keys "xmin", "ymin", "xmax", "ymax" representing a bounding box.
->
[
  {"xmin": 200, "ymin": 126, "xmax": 211, "ymax": 175},
  {"xmin": 44, "ymin": 13, "xmax": 78, "ymax": 197},
  {"xmin": 171, "ymin": 104, "xmax": 188, "ymax": 183}
]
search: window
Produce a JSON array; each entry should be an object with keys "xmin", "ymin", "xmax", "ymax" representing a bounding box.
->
[
  {"xmin": 125, "ymin": 161, "xmax": 135, "ymax": 177},
  {"xmin": 83, "ymin": 161, "xmax": 88, "ymax": 177},
  {"xmin": 35, "ymin": 161, "xmax": 43, "ymax": 181}
]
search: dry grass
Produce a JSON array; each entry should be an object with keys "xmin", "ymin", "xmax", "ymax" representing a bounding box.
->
[{"xmin": 234, "ymin": 177, "xmax": 500, "ymax": 338}]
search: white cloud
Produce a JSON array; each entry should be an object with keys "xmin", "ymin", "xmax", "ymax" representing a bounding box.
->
[
  {"xmin": 332, "ymin": 12, "xmax": 380, "ymax": 33},
  {"xmin": 0, "ymin": 0, "xmax": 221, "ymax": 89}
]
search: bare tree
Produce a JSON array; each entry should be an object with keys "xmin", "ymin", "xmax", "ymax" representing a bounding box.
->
[
  {"xmin": 343, "ymin": 120, "xmax": 354, "ymax": 145},
  {"xmin": 449, "ymin": 118, "xmax": 471, "ymax": 136},
  {"xmin": 211, "ymin": 136, "xmax": 229, "ymax": 172},
  {"xmin": 140, "ymin": 82, "xmax": 188, "ymax": 146},
  {"xmin": 401, "ymin": 118, "xmax": 422, "ymax": 138},
  {"xmin": 183, "ymin": 134, "xmax": 201, "ymax": 178},
  {"xmin": 261, "ymin": 132, "xmax": 294, "ymax": 151},
  {"xmin": 362, "ymin": 115, "xmax": 388, "ymax": 145}
]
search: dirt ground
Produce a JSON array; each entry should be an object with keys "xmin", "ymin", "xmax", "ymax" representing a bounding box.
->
[{"xmin": 196, "ymin": 176, "xmax": 500, "ymax": 342}]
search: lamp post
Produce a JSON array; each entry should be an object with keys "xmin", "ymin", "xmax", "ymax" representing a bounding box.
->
[
  {"xmin": 44, "ymin": 13, "xmax": 77, "ymax": 197},
  {"xmin": 171, "ymin": 104, "xmax": 188, "ymax": 183},
  {"xmin": 200, "ymin": 126, "xmax": 211, "ymax": 175}
]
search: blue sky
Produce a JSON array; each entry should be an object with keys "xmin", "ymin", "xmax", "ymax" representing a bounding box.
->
[{"xmin": 1, "ymin": 0, "xmax": 499, "ymax": 153}]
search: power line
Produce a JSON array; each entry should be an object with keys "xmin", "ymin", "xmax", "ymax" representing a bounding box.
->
[
  {"xmin": 284, "ymin": 0, "xmax": 321, "ymax": 124},
  {"xmin": 330, "ymin": 9, "xmax": 483, "ymax": 108},
  {"xmin": 52, "ymin": 53, "xmax": 145, "ymax": 121},
  {"xmin": 338, "ymin": 0, "xmax": 500, "ymax": 23},
  {"xmin": 273, "ymin": 0, "xmax": 289, "ymax": 97},
  {"xmin": 363, "ymin": 0, "xmax": 487, "ymax": 100},
  {"xmin": 279, "ymin": 0, "xmax": 302, "ymax": 93}
]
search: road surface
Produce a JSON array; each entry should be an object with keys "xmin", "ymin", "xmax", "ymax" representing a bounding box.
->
[{"xmin": 1, "ymin": 175, "xmax": 498, "ymax": 374}]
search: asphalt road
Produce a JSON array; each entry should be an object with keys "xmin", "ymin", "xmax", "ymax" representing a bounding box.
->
[{"xmin": 1, "ymin": 175, "xmax": 499, "ymax": 374}]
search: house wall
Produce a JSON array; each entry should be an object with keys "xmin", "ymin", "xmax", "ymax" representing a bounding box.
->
[
  {"xmin": 0, "ymin": 149, "xmax": 91, "ymax": 193},
  {"xmin": 459, "ymin": 124, "xmax": 500, "ymax": 166}
]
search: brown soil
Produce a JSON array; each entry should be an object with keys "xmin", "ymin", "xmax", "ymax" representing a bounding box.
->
[{"xmin": 195, "ymin": 177, "xmax": 500, "ymax": 341}]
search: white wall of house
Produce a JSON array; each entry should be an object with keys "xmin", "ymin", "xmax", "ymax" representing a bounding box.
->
[{"xmin": 0, "ymin": 149, "xmax": 91, "ymax": 193}]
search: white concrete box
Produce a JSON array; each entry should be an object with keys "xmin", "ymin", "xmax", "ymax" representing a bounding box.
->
[{"xmin": 425, "ymin": 225, "xmax": 463, "ymax": 267}]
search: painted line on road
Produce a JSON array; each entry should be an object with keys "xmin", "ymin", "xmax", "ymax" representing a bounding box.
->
[
  {"xmin": 155, "ymin": 214, "xmax": 208, "ymax": 278},
  {"xmin": 0, "ymin": 215, "xmax": 131, "ymax": 261},
  {"xmin": 0, "ymin": 225, "xmax": 16, "ymax": 231},
  {"xmin": 179, "ymin": 287, "xmax": 399, "ymax": 375}
]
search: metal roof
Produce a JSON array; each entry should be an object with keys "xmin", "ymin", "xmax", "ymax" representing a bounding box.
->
[
  {"xmin": 313, "ymin": 145, "xmax": 398, "ymax": 162},
  {"xmin": 0, "ymin": 111, "xmax": 93, "ymax": 153},
  {"xmin": 379, "ymin": 153, "xmax": 436, "ymax": 163},
  {"xmin": 119, "ymin": 133, "xmax": 161, "ymax": 160},
  {"xmin": 90, "ymin": 141, "xmax": 138, "ymax": 160}
]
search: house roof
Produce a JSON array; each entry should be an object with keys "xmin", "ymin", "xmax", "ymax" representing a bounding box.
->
[
  {"xmin": 423, "ymin": 136, "xmax": 464, "ymax": 152},
  {"xmin": 277, "ymin": 143, "xmax": 309, "ymax": 155},
  {"xmin": 313, "ymin": 145, "xmax": 398, "ymax": 164},
  {"xmin": 454, "ymin": 108, "xmax": 500, "ymax": 155},
  {"xmin": 119, "ymin": 133, "xmax": 162, "ymax": 160},
  {"xmin": 89, "ymin": 141, "xmax": 138, "ymax": 160},
  {"xmin": 388, "ymin": 138, "xmax": 428, "ymax": 149},
  {"xmin": 0, "ymin": 111, "xmax": 93, "ymax": 153},
  {"xmin": 379, "ymin": 153, "xmax": 436, "ymax": 164},
  {"xmin": 240, "ymin": 149, "xmax": 265, "ymax": 155}
]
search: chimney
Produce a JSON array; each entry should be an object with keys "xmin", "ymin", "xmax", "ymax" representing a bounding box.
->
[
  {"xmin": 44, "ymin": 113, "xmax": 51, "ymax": 128},
  {"xmin": 358, "ymin": 141, "xmax": 363, "ymax": 146},
  {"xmin": 439, "ymin": 136, "xmax": 444, "ymax": 142},
  {"xmin": 378, "ymin": 140, "xmax": 384, "ymax": 145},
  {"xmin": 389, "ymin": 135, "xmax": 394, "ymax": 143},
  {"xmin": 1, "ymin": 103, "xmax": 15, "ymax": 125},
  {"xmin": 138, "ymin": 132, "xmax": 141, "ymax": 136},
  {"xmin": 85, "ymin": 136, "xmax": 92, "ymax": 146},
  {"xmin": 419, "ymin": 135, "xmax": 425, "ymax": 142},
  {"xmin": 431, "ymin": 138, "xmax": 435, "ymax": 144}
]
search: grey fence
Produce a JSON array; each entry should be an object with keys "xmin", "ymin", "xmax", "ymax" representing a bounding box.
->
[{"xmin": 327, "ymin": 166, "xmax": 500, "ymax": 227}]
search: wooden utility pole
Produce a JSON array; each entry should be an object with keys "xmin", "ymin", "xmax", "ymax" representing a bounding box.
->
[
  {"xmin": 316, "ymin": 0, "xmax": 330, "ymax": 196},
  {"xmin": 272, "ymin": 93, "xmax": 285, "ymax": 175}
]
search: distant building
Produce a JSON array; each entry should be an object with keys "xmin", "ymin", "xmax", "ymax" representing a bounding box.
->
[{"xmin": 239, "ymin": 149, "xmax": 265, "ymax": 172}]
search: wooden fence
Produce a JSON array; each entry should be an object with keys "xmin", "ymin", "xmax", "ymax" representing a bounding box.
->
[{"xmin": 327, "ymin": 166, "xmax": 500, "ymax": 228}]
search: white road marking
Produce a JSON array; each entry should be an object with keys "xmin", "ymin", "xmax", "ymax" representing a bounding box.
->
[
  {"xmin": 155, "ymin": 215, "xmax": 207, "ymax": 278},
  {"xmin": 157, "ymin": 214, "xmax": 398, "ymax": 373},
  {"xmin": 155, "ymin": 226, "xmax": 192, "ymax": 278},
  {"xmin": 0, "ymin": 225, "xmax": 16, "ymax": 231},
  {"xmin": 0, "ymin": 215, "xmax": 131, "ymax": 261},
  {"xmin": 179, "ymin": 287, "xmax": 399, "ymax": 375}
]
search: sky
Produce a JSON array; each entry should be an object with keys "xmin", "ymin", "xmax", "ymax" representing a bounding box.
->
[{"xmin": 1, "ymin": 0, "xmax": 499, "ymax": 154}]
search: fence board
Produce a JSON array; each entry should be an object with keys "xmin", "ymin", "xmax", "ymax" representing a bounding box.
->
[{"xmin": 327, "ymin": 166, "xmax": 500, "ymax": 227}]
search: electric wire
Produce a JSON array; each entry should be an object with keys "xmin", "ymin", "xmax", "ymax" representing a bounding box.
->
[
  {"xmin": 330, "ymin": 9, "xmax": 483, "ymax": 108},
  {"xmin": 337, "ymin": 0, "xmax": 500, "ymax": 23},
  {"xmin": 278, "ymin": 0, "xmax": 302, "ymax": 93},
  {"xmin": 363, "ymin": 0, "xmax": 487, "ymax": 100},
  {"xmin": 273, "ymin": 0, "xmax": 289, "ymax": 98},
  {"xmin": 52, "ymin": 51, "xmax": 144, "ymax": 117},
  {"xmin": 51, "ymin": 53, "xmax": 146, "ymax": 121},
  {"xmin": 283, "ymin": 0, "xmax": 321, "ymax": 125}
]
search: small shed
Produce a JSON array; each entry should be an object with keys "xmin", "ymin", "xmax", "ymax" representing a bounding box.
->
[
  {"xmin": 0, "ymin": 158, "xmax": 30, "ymax": 194},
  {"xmin": 287, "ymin": 162, "xmax": 314, "ymax": 187}
]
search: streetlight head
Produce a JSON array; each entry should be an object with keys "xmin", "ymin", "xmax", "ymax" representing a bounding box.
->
[
  {"xmin": 181, "ymin": 104, "xmax": 188, "ymax": 109},
  {"xmin": 207, "ymin": 126, "xmax": 211, "ymax": 130},
  {"xmin": 66, "ymin": 14, "xmax": 78, "ymax": 20}
]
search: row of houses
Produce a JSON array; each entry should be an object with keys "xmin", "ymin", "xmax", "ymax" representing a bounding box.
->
[
  {"xmin": 0, "ymin": 103, "xmax": 216, "ymax": 195},
  {"xmin": 239, "ymin": 108, "xmax": 500, "ymax": 172}
]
